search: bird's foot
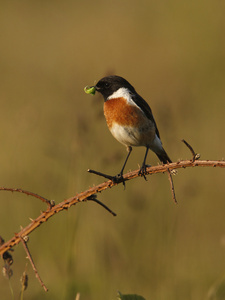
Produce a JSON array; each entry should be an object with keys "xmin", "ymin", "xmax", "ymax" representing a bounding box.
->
[
  {"xmin": 112, "ymin": 173, "xmax": 126, "ymax": 188},
  {"xmin": 138, "ymin": 165, "xmax": 148, "ymax": 181},
  {"xmin": 87, "ymin": 169, "xmax": 126, "ymax": 187},
  {"xmin": 111, "ymin": 173, "xmax": 123, "ymax": 182}
]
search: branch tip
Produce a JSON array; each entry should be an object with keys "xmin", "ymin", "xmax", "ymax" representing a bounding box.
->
[
  {"xmin": 182, "ymin": 139, "xmax": 200, "ymax": 161},
  {"xmin": 87, "ymin": 195, "xmax": 117, "ymax": 216}
]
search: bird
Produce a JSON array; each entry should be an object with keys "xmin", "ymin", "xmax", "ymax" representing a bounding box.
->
[{"xmin": 86, "ymin": 75, "xmax": 172, "ymax": 181}]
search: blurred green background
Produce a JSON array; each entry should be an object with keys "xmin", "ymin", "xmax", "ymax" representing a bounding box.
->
[{"xmin": 0, "ymin": 1, "xmax": 225, "ymax": 299}]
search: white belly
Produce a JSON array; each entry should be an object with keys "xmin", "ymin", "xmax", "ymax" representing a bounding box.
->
[{"xmin": 110, "ymin": 123, "xmax": 149, "ymax": 147}]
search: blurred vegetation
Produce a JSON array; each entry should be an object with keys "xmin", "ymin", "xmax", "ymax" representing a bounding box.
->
[{"xmin": 0, "ymin": 0, "xmax": 225, "ymax": 299}]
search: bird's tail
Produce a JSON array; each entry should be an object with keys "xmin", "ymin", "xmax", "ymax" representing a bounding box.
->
[{"xmin": 156, "ymin": 148, "xmax": 172, "ymax": 164}]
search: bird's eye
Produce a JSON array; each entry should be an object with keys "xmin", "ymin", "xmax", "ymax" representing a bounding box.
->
[{"xmin": 104, "ymin": 82, "xmax": 110, "ymax": 88}]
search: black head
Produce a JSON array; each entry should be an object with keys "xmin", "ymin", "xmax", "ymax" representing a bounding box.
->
[{"xmin": 94, "ymin": 75, "xmax": 136, "ymax": 100}]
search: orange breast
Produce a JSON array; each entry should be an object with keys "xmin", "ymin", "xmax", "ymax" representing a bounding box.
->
[
  {"xmin": 104, "ymin": 97, "xmax": 147, "ymax": 129},
  {"xmin": 104, "ymin": 97, "xmax": 156, "ymax": 146}
]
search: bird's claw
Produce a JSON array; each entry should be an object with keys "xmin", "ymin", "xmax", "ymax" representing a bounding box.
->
[
  {"xmin": 88, "ymin": 169, "xmax": 126, "ymax": 187},
  {"xmin": 113, "ymin": 173, "xmax": 124, "ymax": 182},
  {"xmin": 138, "ymin": 165, "xmax": 147, "ymax": 181},
  {"xmin": 111, "ymin": 174, "xmax": 126, "ymax": 188}
]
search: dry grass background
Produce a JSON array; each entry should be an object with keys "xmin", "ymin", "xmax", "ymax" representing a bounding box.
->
[{"xmin": 0, "ymin": 1, "xmax": 225, "ymax": 299}]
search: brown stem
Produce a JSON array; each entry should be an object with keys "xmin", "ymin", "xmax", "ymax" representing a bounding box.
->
[
  {"xmin": 19, "ymin": 236, "xmax": 48, "ymax": 292},
  {"xmin": 0, "ymin": 188, "xmax": 52, "ymax": 208},
  {"xmin": 166, "ymin": 169, "xmax": 177, "ymax": 204},
  {"xmin": 0, "ymin": 159, "xmax": 224, "ymax": 256}
]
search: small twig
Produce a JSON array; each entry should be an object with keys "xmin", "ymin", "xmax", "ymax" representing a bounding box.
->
[
  {"xmin": 19, "ymin": 236, "xmax": 48, "ymax": 292},
  {"xmin": 166, "ymin": 169, "xmax": 177, "ymax": 204},
  {"xmin": 87, "ymin": 169, "xmax": 123, "ymax": 183},
  {"xmin": 87, "ymin": 169, "xmax": 114, "ymax": 180},
  {"xmin": 182, "ymin": 139, "xmax": 200, "ymax": 161},
  {"xmin": 87, "ymin": 195, "xmax": 117, "ymax": 216},
  {"xmin": 0, "ymin": 188, "xmax": 52, "ymax": 208}
]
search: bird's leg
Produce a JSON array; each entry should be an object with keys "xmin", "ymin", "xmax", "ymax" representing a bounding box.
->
[
  {"xmin": 118, "ymin": 146, "xmax": 132, "ymax": 178},
  {"xmin": 88, "ymin": 147, "xmax": 132, "ymax": 187},
  {"xmin": 112, "ymin": 146, "xmax": 132, "ymax": 187},
  {"xmin": 138, "ymin": 147, "xmax": 149, "ymax": 180}
]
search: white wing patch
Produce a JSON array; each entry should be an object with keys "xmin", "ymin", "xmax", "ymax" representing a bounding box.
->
[{"xmin": 107, "ymin": 87, "xmax": 139, "ymax": 108}]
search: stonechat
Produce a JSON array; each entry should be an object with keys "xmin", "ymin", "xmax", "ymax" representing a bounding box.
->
[{"xmin": 85, "ymin": 75, "xmax": 172, "ymax": 180}]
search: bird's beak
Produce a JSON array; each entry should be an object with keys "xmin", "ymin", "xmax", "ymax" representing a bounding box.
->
[{"xmin": 84, "ymin": 85, "xmax": 96, "ymax": 95}]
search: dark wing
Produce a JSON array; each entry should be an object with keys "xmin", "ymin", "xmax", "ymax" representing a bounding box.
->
[{"xmin": 132, "ymin": 93, "xmax": 161, "ymax": 138}]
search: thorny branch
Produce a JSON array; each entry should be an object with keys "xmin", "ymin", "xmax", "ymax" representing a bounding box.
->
[
  {"xmin": 0, "ymin": 188, "xmax": 52, "ymax": 208},
  {"xmin": 0, "ymin": 140, "xmax": 225, "ymax": 290},
  {"xmin": 19, "ymin": 236, "xmax": 48, "ymax": 292},
  {"xmin": 1, "ymin": 162, "xmax": 224, "ymax": 255}
]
